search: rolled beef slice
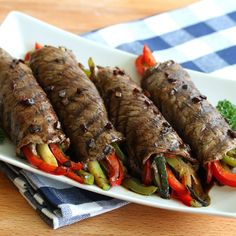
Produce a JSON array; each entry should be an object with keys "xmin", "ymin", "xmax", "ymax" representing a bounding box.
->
[
  {"xmin": 29, "ymin": 46, "xmax": 123, "ymax": 163},
  {"xmin": 0, "ymin": 48, "xmax": 68, "ymax": 155},
  {"xmin": 141, "ymin": 61, "xmax": 236, "ymax": 165},
  {"xmin": 91, "ymin": 65, "xmax": 194, "ymax": 176}
]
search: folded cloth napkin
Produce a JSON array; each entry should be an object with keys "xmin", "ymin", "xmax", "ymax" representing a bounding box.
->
[
  {"xmin": 1, "ymin": 0, "xmax": 236, "ymax": 229},
  {"xmin": 0, "ymin": 161, "xmax": 127, "ymax": 229}
]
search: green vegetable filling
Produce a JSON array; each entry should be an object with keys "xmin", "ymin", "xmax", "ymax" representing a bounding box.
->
[
  {"xmin": 222, "ymin": 149, "xmax": 236, "ymax": 167},
  {"xmin": 122, "ymin": 178, "xmax": 157, "ymax": 195}
]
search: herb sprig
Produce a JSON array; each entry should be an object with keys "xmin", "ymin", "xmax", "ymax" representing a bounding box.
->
[{"xmin": 217, "ymin": 100, "xmax": 236, "ymax": 131}]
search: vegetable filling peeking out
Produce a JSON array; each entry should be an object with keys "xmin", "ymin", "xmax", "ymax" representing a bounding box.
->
[
  {"xmin": 136, "ymin": 45, "xmax": 236, "ymax": 188},
  {"xmin": 0, "ymin": 47, "xmax": 90, "ymax": 184},
  {"xmin": 90, "ymin": 61, "xmax": 210, "ymax": 207},
  {"xmin": 27, "ymin": 44, "xmax": 125, "ymax": 190}
]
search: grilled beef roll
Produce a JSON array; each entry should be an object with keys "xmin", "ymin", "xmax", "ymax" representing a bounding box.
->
[
  {"xmin": 0, "ymin": 48, "xmax": 81, "ymax": 177},
  {"xmin": 29, "ymin": 46, "xmax": 123, "ymax": 163},
  {"xmin": 141, "ymin": 60, "xmax": 236, "ymax": 187},
  {"xmin": 29, "ymin": 46, "xmax": 125, "ymax": 189},
  {"xmin": 91, "ymin": 66, "xmax": 191, "ymax": 174},
  {"xmin": 91, "ymin": 65, "xmax": 210, "ymax": 206},
  {"xmin": 0, "ymin": 48, "xmax": 68, "ymax": 155}
]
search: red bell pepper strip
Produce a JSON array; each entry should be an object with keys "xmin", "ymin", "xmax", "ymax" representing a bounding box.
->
[
  {"xmin": 143, "ymin": 159, "xmax": 152, "ymax": 185},
  {"xmin": 211, "ymin": 160, "xmax": 236, "ymax": 187},
  {"xmin": 171, "ymin": 190, "xmax": 192, "ymax": 207},
  {"xmin": 25, "ymin": 52, "xmax": 31, "ymax": 61},
  {"xmin": 166, "ymin": 166, "xmax": 186, "ymax": 194},
  {"xmin": 49, "ymin": 144, "xmax": 83, "ymax": 170},
  {"xmin": 135, "ymin": 55, "xmax": 146, "ymax": 77},
  {"xmin": 22, "ymin": 146, "xmax": 68, "ymax": 175},
  {"xmin": 105, "ymin": 152, "xmax": 124, "ymax": 186},
  {"xmin": 135, "ymin": 44, "xmax": 157, "ymax": 76},
  {"xmin": 206, "ymin": 162, "xmax": 213, "ymax": 184},
  {"xmin": 35, "ymin": 42, "xmax": 42, "ymax": 50},
  {"xmin": 143, "ymin": 45, "xmax": 157, "ymax": 67},
  {"xmin": 66, "ymin": 171, "xmax": 84, "ymax": 184},
  {"xmin": 166, "ymin": 166, "xmax": 193, "ymax": 206},
  {"xmin": 117, "ymin": 161, "xmax": 125, "ymax": 186},
  {"xmin": 24, "ymin": 43, "xmax": 42, "ymax": 62}
]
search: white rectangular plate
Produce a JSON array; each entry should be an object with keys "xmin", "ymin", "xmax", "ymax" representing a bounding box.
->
[{"xmin": 1, "ymin": 11, "xmax": 236, "ymax": 218}]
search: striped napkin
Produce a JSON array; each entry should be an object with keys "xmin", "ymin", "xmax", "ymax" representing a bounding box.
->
[
  {"xmin": 1, "ymin": 0, "xmax": 236, "ymax": 229},
  {"xmin": 0, "ymin": 161, "xmax": 127, "ymax": 229},
  {"xmin": 83, "ymin": 0, "xmax": 236, "ymax": 79}
]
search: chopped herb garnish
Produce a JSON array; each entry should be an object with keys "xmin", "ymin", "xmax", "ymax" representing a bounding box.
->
[{"xmin": 217, "ymin": 100, "xmax": 236, "ymax": 131}]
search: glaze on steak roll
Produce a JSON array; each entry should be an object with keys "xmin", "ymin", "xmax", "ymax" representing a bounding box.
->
[
  {"xmin": 0, "ymin": 48, "xmax": 68, "ymax": 155},
  {"xmin": 91, "ymin": 65, "xmax": 210, "ymax": 206},
  {"xmin": 29, "ymin": 46, "xmax": 123, "ymax": 164},
  {"xmin": 141, "ymin": 60, "xmax": 236, "ymax": 187}
]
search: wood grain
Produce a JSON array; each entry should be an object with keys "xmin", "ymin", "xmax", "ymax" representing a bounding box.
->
[
  {"xmin": 0, "ymin": 0, "xmax": 197, "ymax": 34},
  {"xmin": 1, "ymin": 0, "xmax": 236, "ymax": 235},
  {"xmin": 1, "ymin": 171, "xmax": 236, "ymax": 236}
]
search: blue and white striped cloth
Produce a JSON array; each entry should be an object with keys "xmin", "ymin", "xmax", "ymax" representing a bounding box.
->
[
  {"xmin": 83, "ymin": 0, "xmax": 236, "ymax": 79},
  {"xmin": 0, "ymin": 162, "xmax": 127, "ymax": 229},
  {"xmin": 2, "ymin": 0, "xmax": 236, "ymax": 229}
]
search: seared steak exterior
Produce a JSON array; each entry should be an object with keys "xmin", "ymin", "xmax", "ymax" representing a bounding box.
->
[
  {"xmin": 142, "ymin": 61, "xmax": 236, "ymax": 164},
  {"xmin": 0, "ymin": 48, "xmax": 68, "ymax": 155},
  {"xmin": 91, "ymin": 66, "xmax": 193, "ymax": 176},
  {"xmin": 29, "ymin": 46, "xmax": 123, "ymax": 162}
]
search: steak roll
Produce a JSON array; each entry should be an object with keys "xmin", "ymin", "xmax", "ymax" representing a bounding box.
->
[
  {"xmin": 91, "ymin": 64, "xmax": 210, "ymax": 206},
  {"xmin": 29, "ymin": 46, "xmax": 124, "ymax": 189},
  {"xmin": 139, "ymin": 49, "xmax": 236, "ymax": 188},
  {"xmin": 0, "ymin": 48, "xmax": 83, "ymax": 177}
]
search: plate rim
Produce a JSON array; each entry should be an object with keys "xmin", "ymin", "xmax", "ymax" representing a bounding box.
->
[{"xmin": 1, "ymin": 11, "xmax": 236, "ymax": 219}]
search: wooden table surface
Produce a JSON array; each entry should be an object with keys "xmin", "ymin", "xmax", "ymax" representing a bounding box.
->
[{"xmin": 1, "ymin": 0, "xmax": 236, "ymax": 235}]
